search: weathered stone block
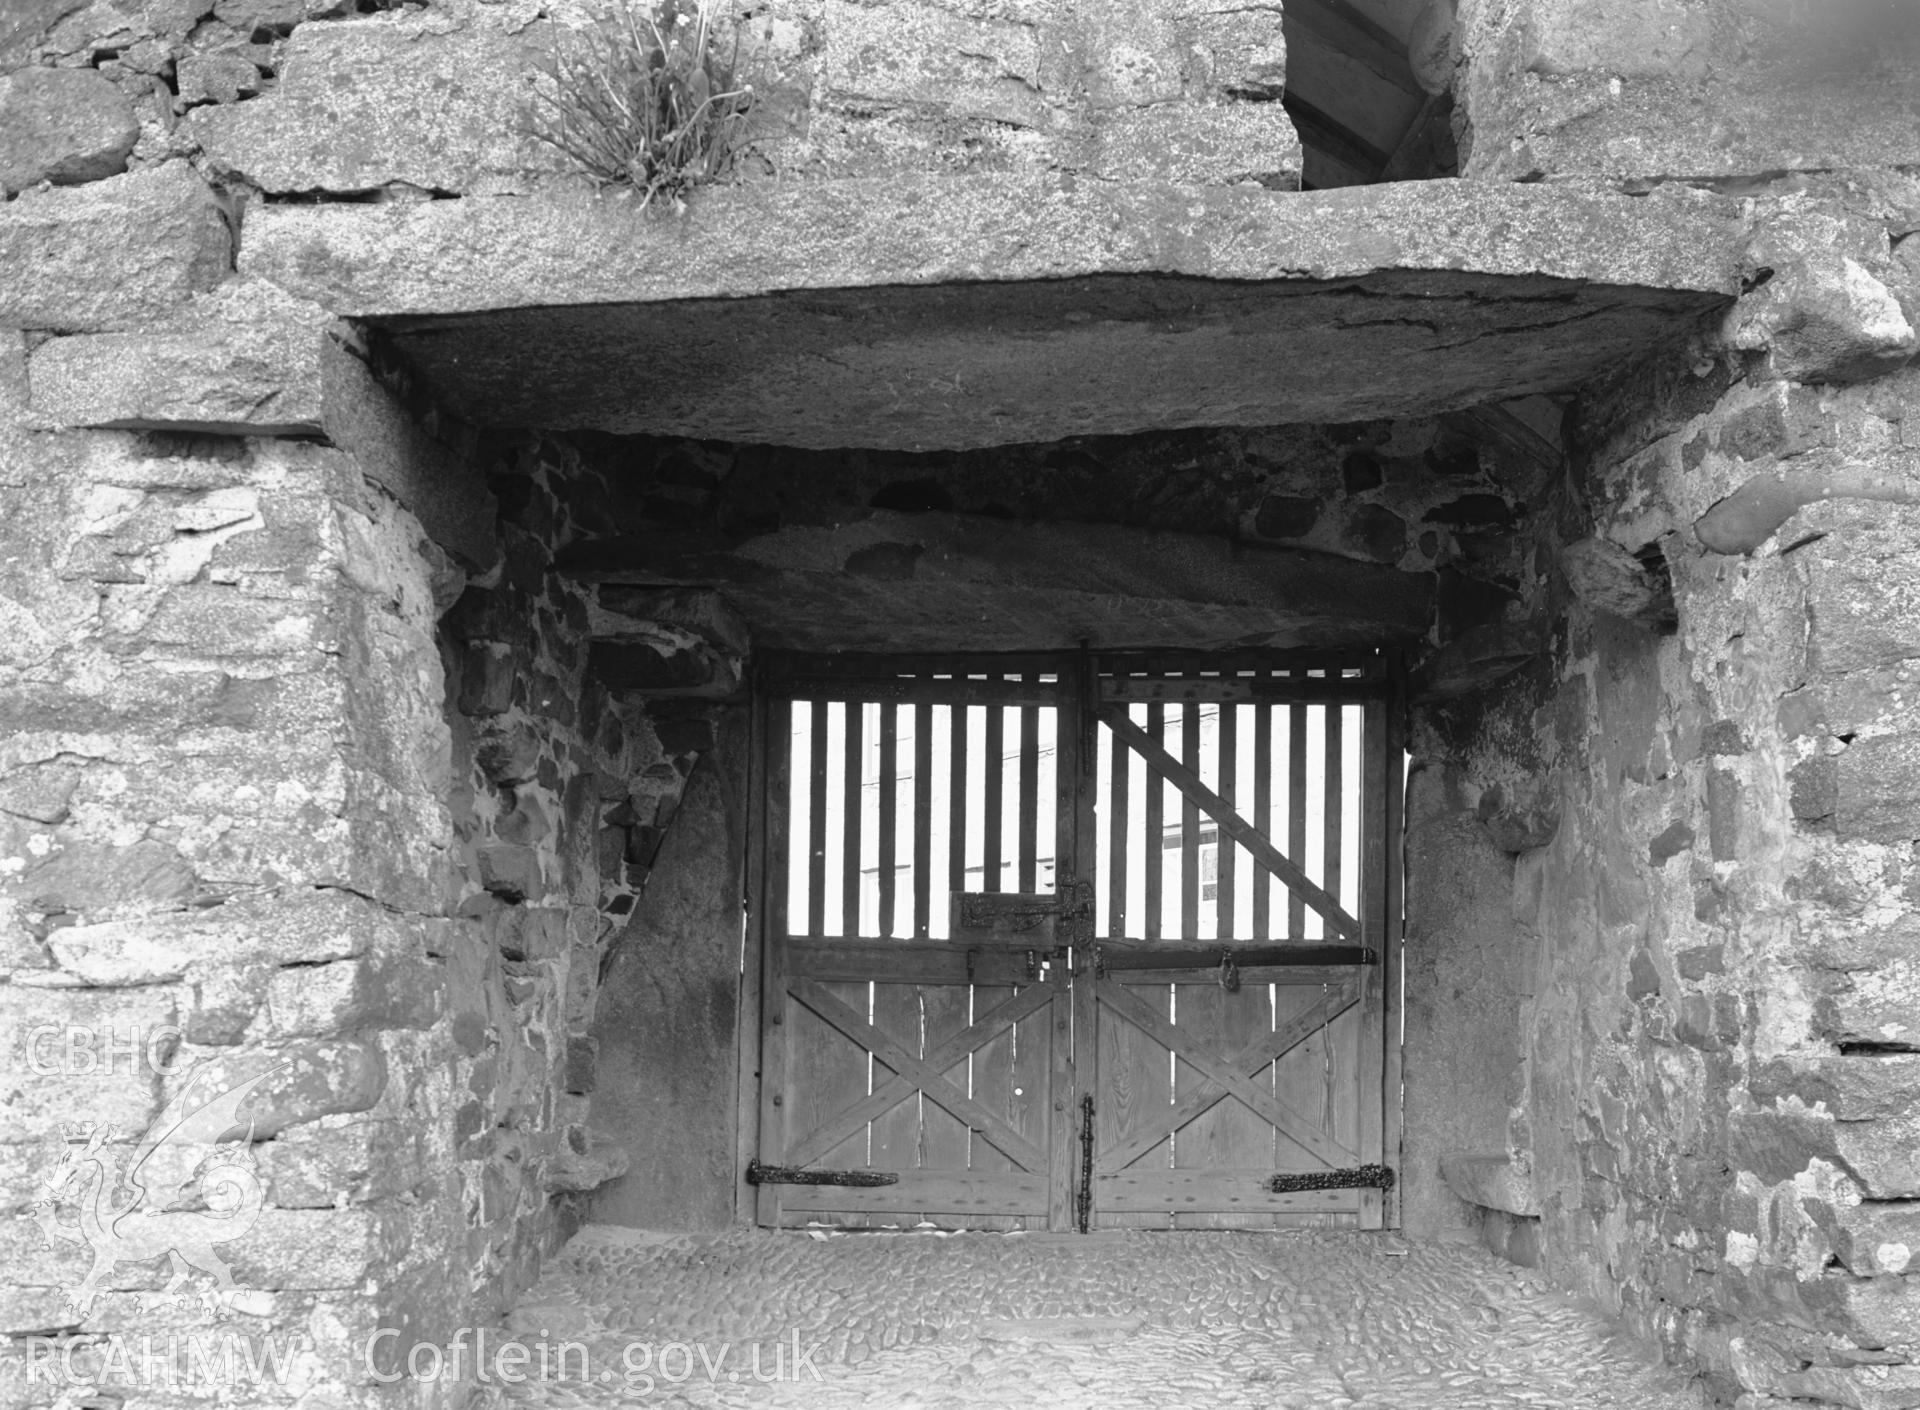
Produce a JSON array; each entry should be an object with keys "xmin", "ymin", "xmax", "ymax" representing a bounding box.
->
[
  {"xmin": 479, "ymin": 843, "xmax": 542, "ymax": 901},
  {"xmin": 1835, "ymin": 733, "xmax": 1920, "ymax": 845},
  {"xmin": 26, "ymin": 279, "xmax": 331, "ymax": 435},
  {"xmin": 1440, "ymin": 1152, "xmax": 1539, "ymax": 1216},
  {"xmin": 1089, "ymin": 104, "xmax": 1300, "ymax": 188},
  {"xmin": 1182, "ymin": 7, "xmax": 1286, "ymax": 99},
  {"xmin": 170, "ymin": 1038, "xmax": 388, "ymax": 1138},
  {"xmin": 818, "ymin": 0, "xmax": 1048, "ymax": 128},
  {"xmin": 47, "ymin": 889, "xmax": 400, "ymax": 985},
  {"xmin": 1837, "ymin": 1119, "xmax": 1920, "ymax": 1201},
  {"xmin": 1828, "ymin": 1201, "xmax": 1920, "ymax": 1278},
  {"xmin": 320, "ymin": 337, "xmax": 502, "ymax": 575},
  {"xmin": 0, "ymin": 986, "xmax": 180, "ymax": 1138},
  {"xmin": 17, "ymin": 838, "xmax": 196, "ymax": 918},
  {"xmin": 0, "ymin": 165, "xmax": 230, "ymax": 331},
  {"xmin": 0, "ymin": 66, "xmax": 138, "ymax": 194},
  {"xmin": 260, "ymin": 952, "xmax": 445, "ymax": 1039},
  {"xmin": 189, "ymin": 18, "xmax": 560, "ymax": 195},
  {"xmin": 226, "ymin": 1208, "xmax": 386, "ymax": 1288},
  {"xmin": 1819, "ymin": 960, "xmax": 1920, "ymax": 1051}
]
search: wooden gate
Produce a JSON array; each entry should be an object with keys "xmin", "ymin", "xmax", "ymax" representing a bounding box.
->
[{"xmin": 748, "ymin": 651, "xmax": 1402, "ymax": 1232}]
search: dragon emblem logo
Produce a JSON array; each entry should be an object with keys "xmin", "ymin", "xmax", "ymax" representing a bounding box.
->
[{"xmin": 32, "ymin": 1061, "xmax": 285, "ymax": 1317}]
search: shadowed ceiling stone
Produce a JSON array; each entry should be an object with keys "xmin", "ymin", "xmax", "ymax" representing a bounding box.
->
[
  {"xmin": 243, "ymin": 177, "xmax": 1737, "ymax": 450},
  {"xmin": 561, "ymin": 511, "xmax": 1435, "ymax": 652}
]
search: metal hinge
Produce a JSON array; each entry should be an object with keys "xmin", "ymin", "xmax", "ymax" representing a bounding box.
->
[{"xmin": 747, "ymin": 1161, "xmax": 899, "ymax": 1188}]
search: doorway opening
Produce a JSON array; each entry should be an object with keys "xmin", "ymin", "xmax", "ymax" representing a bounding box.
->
[{"xmin": 746, "ymin": 649, "xmax": 1404, "ymax": 1233}]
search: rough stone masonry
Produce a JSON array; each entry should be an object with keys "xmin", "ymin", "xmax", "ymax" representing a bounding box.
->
[{"xmin": 0, "ymin": 0, "xmax": 1918, "ymax": 1407}]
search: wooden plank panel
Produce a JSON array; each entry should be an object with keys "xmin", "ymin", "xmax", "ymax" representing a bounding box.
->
[
  {"xmin": 1272, "ymin": 981, "xmax": 1331, "ymax": 1178},
  {"xmin": 783, "ymin": 978, "xmax": 872, "ymax": 1226},
  {"xmin": 1097, "ymin": 977, "xmax": 1360, "ymax": 1173},
  {"xmin": 780, "ymin": 1171, "xmax": 1049, "ymax": 1216},
  {"xmin": 1175, "ymin": 978, "xmax": 1279, "ymax": 1229},
  {"xmin": 1143, "ymin": 705, "xmax": 1163, "ymax": 942},
  {"xmin": 790, "ymin": 979, "xmax": 1048, "ymax": 1173},
  {"xmin": 1096, "ymin": 978, "xmax": 1172, "ymax": 1227},
  {"xmin": 878, "ymin": 705, "xmax": 898, "ymax": 938},
  {"xmin": 1098, "ymin": 1170, "xmax": 1361, "ymax": 1215},
  {"xmin": 983, "ymin": 706, "xmax": 1005, "ymax": 893},
  {"xmin": 1180, "ymin": 704, "xmax": 1200, "ymax": 942},
  {"xmin": 1018, "ymin": 702, "xmax": 1039, "ymax": 894},
  {"xmin": 783, "ymin": 982, "xmax": 1056, "ymax": 1168},
  {"xmin": 913, "ymin": 703, "xmax": 933, "ymax": 939}
]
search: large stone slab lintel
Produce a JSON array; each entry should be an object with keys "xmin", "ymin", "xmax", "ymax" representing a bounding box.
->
[
  {"xmin": 242, "ymin": 177, "xmax": 1740, "ymax": 449},
  {"xmin": 243, "ymin": 174, "xmax": 1739, "ymax": 313}
]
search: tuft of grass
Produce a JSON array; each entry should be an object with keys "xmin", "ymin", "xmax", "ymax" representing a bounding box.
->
[{"xmin": 528, "ymin": 0, "xmax": 756, "ymax": 210}]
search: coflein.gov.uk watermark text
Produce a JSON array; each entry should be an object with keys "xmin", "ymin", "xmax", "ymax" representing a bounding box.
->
[
  {"xmin": 16, "ymin": 1330, "xmax": 827, "ymax": 1393},
  {"xmin": 366, "ymin": 1330, "xmax": 827, "ymax": 1390}
]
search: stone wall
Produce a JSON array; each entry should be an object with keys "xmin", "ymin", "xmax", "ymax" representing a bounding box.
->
[
  {"xmin": 1406, "ymin": 177, "xmax": 1920, "ymax": 1408},
  {"xmin": 4, "ymin": 0, "xmax": 1300, "ymax": 202},
  {"xmin": 1450, "ymin": 0, "xmax": 1920, "ymax": 183},
  {"xmin": 0, "ymin": 232, "xmax": 714, "ymax": 1399}
]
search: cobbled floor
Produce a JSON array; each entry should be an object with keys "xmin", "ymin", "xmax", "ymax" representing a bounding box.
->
[{"xmin": 485, "ymin": 1226, "xmax": 1707, "ymax": 1409}]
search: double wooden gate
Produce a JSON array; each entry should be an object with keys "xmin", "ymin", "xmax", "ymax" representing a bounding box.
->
[{"xmin": 747, "ymin": 650, "xmax": 1403, "ymax": 1232}]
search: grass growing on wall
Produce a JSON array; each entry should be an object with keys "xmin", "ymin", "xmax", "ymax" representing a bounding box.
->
[{"xmin": 529, "ymin": 0, "xmax": 756, "ymax": 210}]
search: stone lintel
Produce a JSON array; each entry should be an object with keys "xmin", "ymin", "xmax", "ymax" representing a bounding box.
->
[{"xmin": 241, "ymin": 176, "xmax": 1740, "ymax": 450}]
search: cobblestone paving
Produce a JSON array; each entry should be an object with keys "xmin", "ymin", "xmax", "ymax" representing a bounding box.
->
[{"xmin": 489, "ymin": 1227, "xmax": 1707, "ymax": 1410}]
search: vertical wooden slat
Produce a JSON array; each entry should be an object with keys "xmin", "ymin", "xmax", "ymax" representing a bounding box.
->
[
  {"xmin": 1107, "ymin": 721, "xmax": 1129, "ymax": 940},
  {"xmin": 919, "ymin": 981, "xmax": 974, "ymax": 1227},
  {"xmin": 1253, "ymin": 706, "xmax": 1272, "ymax": 938},
  {"xmin": 867, "ymin": 981, "xmax": 922, "ymax": 1223},
  {"xmin": 1287, "ymin": 703, "xmax": 1308, "ymax": 938},
  {"xmin": 753, "ymin": 693, "xmax": 789, "ymax": 1227},
  {"xmin": 1055, "ymin": 657, "xmax": 1091, "ymax": 1230},
  {"xmin": 913, "ymin": 703, "xmax": 933, "ymax": 939},
  {"xmin": 878, "ymin": 705, "xmax": 898, "ymax": 938},
  {"xmin": 1144, "ymin": 704, "xmax": 1164, "ymax": 942},
  {"xmin": 1382, "ymin": 673, "xmax": 1407, "ymax": 1230},
  {"xmin": 1324, "ymin": 705, "xmax": 1344, "ymax": 929},
  {"xmin": 969, "ymin": 977, "xmax": 1018, "ymax": 1230},
  {"xmin": 807, "ymin": 703, "xmax": 828, "ymax": 937},
  {"xmin": 1179, "ymin": 703, "xmax": 1200, "ymax": 942},
  {"xmin": 984, "ymin": 706, "xmax": 1005, "ymax": 892},
  {"xmin": 1218, "ymin": 705, "xmax": 1237, "ymax": 941},
  {"xmin": 1018, "ymin": 701, "xmax": 1039, "ymax": 893},
  {"xmin": 949, "ymin": 706, "xmax": 969, "ymax": 905},
  {"xmin": 843, "ymin": 701, "xmax": 864, "ymax": 938}
]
